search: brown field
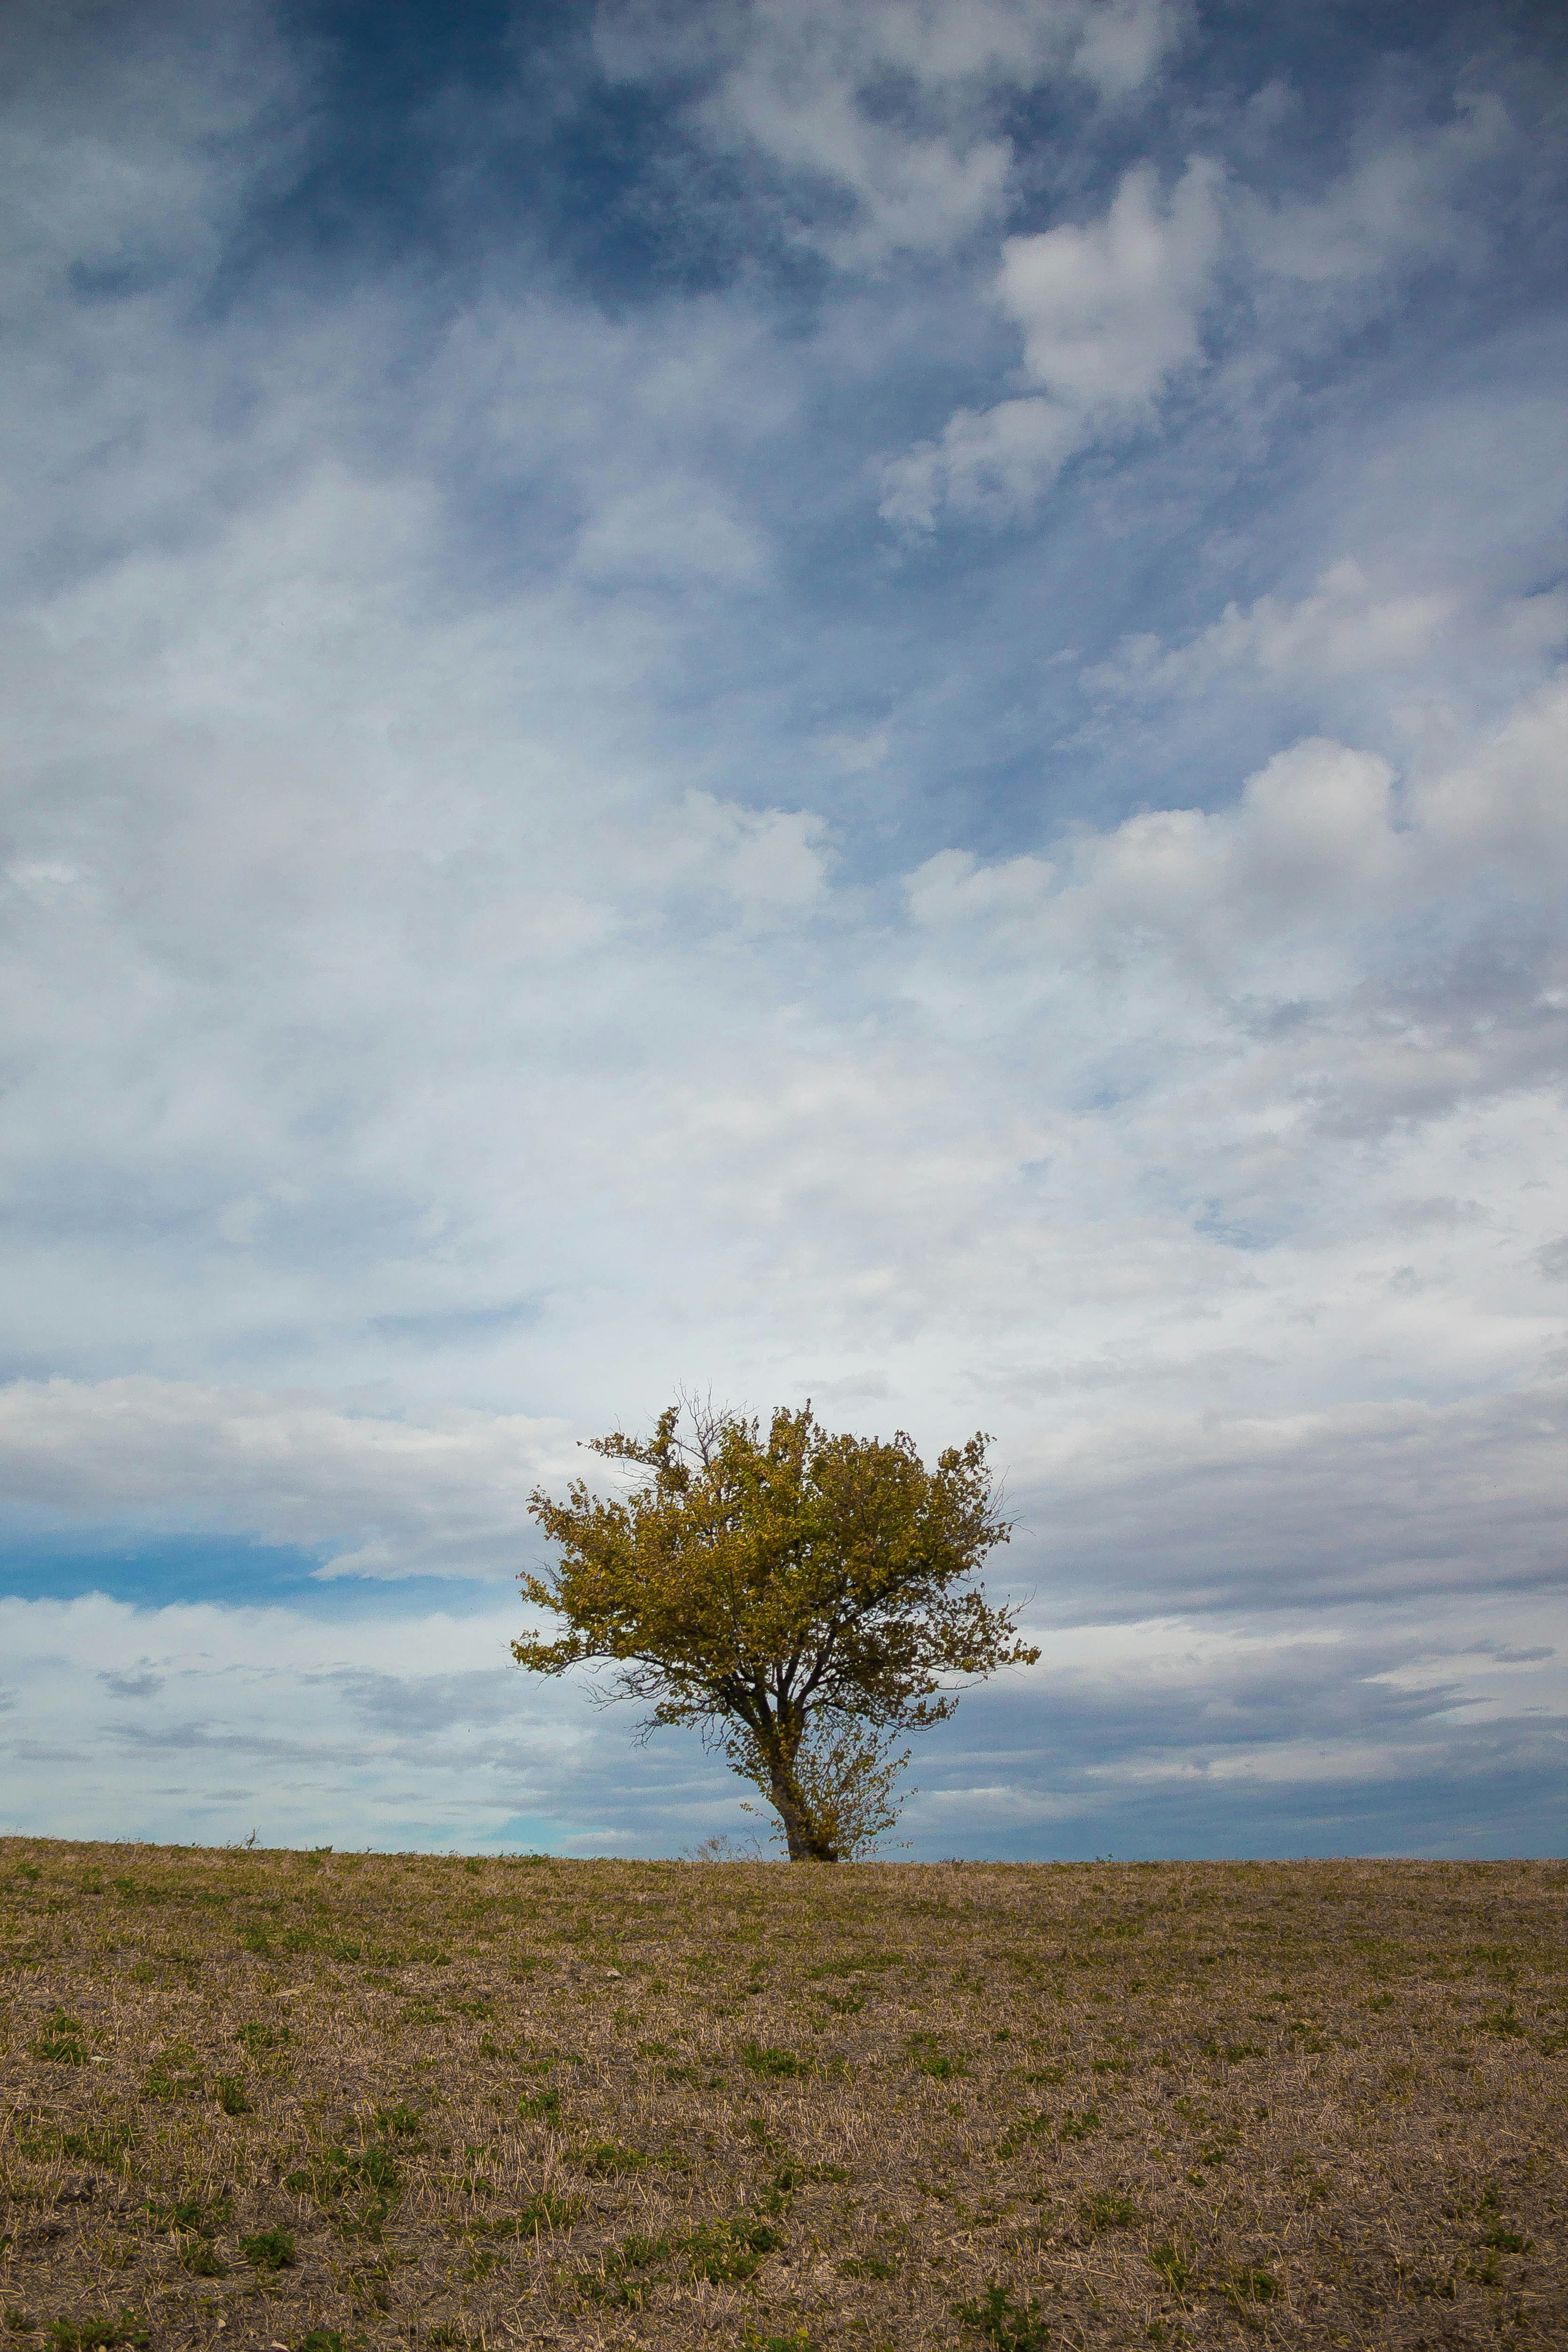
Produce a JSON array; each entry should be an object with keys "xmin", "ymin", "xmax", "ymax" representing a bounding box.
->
[{"xmin": 1, "ymin": 1840, "xmax": 1563, "ymax": 2352}]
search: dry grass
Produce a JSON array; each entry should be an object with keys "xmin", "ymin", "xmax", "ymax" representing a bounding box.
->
[{"xmin": 1, "ymin": 1840, "xmax": 1563, "ymax": 2351}]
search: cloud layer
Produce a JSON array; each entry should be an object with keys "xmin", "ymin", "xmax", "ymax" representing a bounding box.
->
[
  {"xmin": 1, "ymin": 0, "xmax": 1564, "ymax": 1854},
  {"xmin": 4, "ymin": 1582, "xmax": 1560, "ymax": 1859}
]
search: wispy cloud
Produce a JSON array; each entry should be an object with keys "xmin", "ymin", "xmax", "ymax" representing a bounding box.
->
[{"xmin": 598, "ymin": 0, "xmax": 1188, "ymax": 267}]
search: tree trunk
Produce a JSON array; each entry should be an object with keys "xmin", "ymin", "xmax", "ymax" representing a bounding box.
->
[
  {"xmin": 749, "ymin": 1699, "xmax": 840, "ymax": 1861},
  {"xmin": 770, "ymin": 1773, "xmax": 839, "ymax": 1861}
]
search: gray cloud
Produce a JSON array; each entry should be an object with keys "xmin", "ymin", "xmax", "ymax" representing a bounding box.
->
[
  {"xmin": 1, "ymin": 1588, "xmax": 1560, "ymax": 1857},
  {"xmin": 0, "ymin": 1378, "xmax": 569, "ymax": 1579},
  {"xmin": 99, "ymin": 1670, "xmax": 165, "ymax": 1700},
  {"xmin": 1008, "ymin": 1381, "xmax": 1568, "ymax": 1618}
]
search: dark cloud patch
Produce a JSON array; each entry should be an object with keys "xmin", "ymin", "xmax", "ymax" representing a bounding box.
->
[
  {"xmin": 914, "ymin": 1751, "xmax": 1567, "ymax": 1863},
  {"xmin": 896, "ymin": 1645, "xmax": 1566, "ymax": 1859},
  {"xmin": 368, "ymin": 1301, "xmax": 546, "ymax": 1347},
  {"xmin": 1011, "ymin": 1383, "xmax": 1568, "ymax": 1619},
  {"xmin": 99, "ymin": 1670, "xmax": 165, "ymax": 1699},
  {"xmin": 328, "ymin": 1667, "xmax": 524, "ymax": 1736}
]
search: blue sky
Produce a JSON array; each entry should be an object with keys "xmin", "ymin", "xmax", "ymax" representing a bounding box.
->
[{"xmin": 2, "ymin": 0, "xmax": 1564, "ymax": 1859}]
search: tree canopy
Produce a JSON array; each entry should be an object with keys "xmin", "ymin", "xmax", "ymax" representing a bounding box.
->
[{"xmin": 512, "ymin": 1399, "xmax": 1038, "ymax": 1860}]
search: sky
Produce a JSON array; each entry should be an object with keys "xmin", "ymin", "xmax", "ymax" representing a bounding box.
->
[{"xmin": 2, "ymin": 0, "xmax": 1565, "ymax": 1861}]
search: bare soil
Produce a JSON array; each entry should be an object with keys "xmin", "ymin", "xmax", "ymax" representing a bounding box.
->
[{"xmin": 1, "ymin": 1840, "xmax": 1563, "ymax": 2351}]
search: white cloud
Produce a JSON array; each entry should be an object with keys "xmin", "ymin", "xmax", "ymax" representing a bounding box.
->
[
  {"xmin": 1068, "ymin": 0, "xmax": 1184, "ymax": 98},
  {"xmin": 1072, "ymin": 650, "xmax": 1568, "ymax": 946},
  {"xmin": 672, "ymin": 791, "xmax": 834, "ymax": 914},
  {"xmin": 877, "ymin": 79, "xmax": 1534, "ymax": 538},
  {"xmin": 598, "ymin": 0, "xmax": 1187, "ymax": 267},
  {"xmin": 901, "ymin": 683, "xmax": 1568, "ymax": 1182},
  {"xmin": 1409, "ymin": 670, "xmax": 1568, "ymax": 871},
  {"xmin": 573, "ymin": 478, "xmax": 770, "ymax": 585},
  {"xmin": 908, "ymin": 731, "xmax": 1406, "ymax": 980},
  {"xmin": 0, "ymin": 1590, "xmax": 620, "ymax": 1850},
  {"xmin": 880, "ymin": 157, "xmax": 1221, "ymax": 523},
  {"xmin": 1240, "ymin": 94, "xmax": 1510, "ymax": 288},
  {"xmin": 1086, "ymin": 559, "xmax": 1461, "ymax": 695},
  {"xmin": 0, "ymin": 0, "xmax": 315, "ymax": 608},
  {"xmin": 905, "ymin": 844, "xmax": 1057, "ymax": 928},
  {"xmin": 998, "ymin": 157, "xmax": 1221, "ymax": 406},
  {"xmin": 877, "ymin": 395, "xmax": 1084, "ymax": 530},
  {"xmin": 4, "ymin": 676, "xmax": 1563, "ymax": 1610}
]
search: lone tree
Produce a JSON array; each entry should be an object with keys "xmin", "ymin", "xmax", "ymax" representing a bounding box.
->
[{"xmin": 513, "ymin": 1399, "xmax": 1038, "ymax": 1861}]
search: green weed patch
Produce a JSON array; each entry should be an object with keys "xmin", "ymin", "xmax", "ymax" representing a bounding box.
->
[
  {"xmin": 954, "ymin": 2282, "xmax": 1050, "ymax": 2351},
  {"xmin": 33, "ymin": 2012, "xmax": 88, "ymax": 2066}
]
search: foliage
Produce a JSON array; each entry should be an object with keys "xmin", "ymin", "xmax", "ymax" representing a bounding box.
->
[
  {"xmin": 1058, "ymin": 2108, "xmax": 1100, "ymax": 2140},
  {"xmin": 145, "ymin": 2194, "xmax": 231, "ymax": 2237},
  {"xmin": 143, "ymin": 2044, "xmax": 203, "ymax": 2100},
  {"xmin": 515, "ymin": 1398, "xmax": 1034, "ymax": 1859},
  {"xmin": 373, "ymin": 2103, "xmax": 423, "ymax": 2137}
]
